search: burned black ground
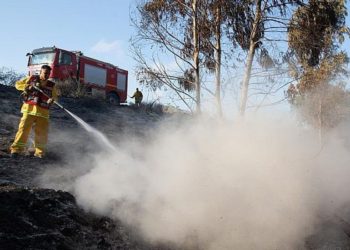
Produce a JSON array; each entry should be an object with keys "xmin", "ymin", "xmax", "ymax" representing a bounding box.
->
[
  {"xmin": 1, "ymin": 84, "xmax": 350, "ymax": 249},
  {"xmin": 0, "ymin": 84, "xmax": 176, "ymax": 250}
]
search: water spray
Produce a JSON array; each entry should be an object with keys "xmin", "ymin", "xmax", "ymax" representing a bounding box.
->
[{"xmin": 32, "ymin": 84, "xmax": 116, "ymax": 151}]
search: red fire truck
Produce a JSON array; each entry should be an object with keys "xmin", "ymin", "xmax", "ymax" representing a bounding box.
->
[{"xmin": 26, "ymin": 46, "xmax": 128, "ymax": 104}]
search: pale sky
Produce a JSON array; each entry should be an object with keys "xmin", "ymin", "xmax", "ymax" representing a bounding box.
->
[{"xmin": 0, "ymin": 0, "xmax": 137, "ymax": 93}]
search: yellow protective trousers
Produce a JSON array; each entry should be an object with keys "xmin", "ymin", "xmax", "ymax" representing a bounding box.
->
[{"xmin": 10, "ymin": 113, "xmax": 49, "ymax": 157}]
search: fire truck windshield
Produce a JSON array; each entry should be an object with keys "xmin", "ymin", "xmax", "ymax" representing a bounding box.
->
[{"xmin": 30, "ymin": 52, "xmax": 55, "ymax": 65}]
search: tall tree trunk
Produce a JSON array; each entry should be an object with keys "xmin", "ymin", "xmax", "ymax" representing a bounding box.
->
[
  {"xmin": 192, "ymin": 0, "xmax": 201, "ymax": 114},
  {"xmin": 215, "ymin": 4, "xmax": 223, "ymax": 117},
  {"xmin": 318, "ymin": 87, "xmax": 324, "ymax": 146},
  {"xmin": 239, "ymin": 0, "xmax": 262, "ymax": 116}
]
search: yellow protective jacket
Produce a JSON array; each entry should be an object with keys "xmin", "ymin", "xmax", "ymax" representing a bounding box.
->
[
  {"xmin": 16, "ymin": 76, "xmax": 58, "ymax": 119},
  {"xmin": 131, "ymin": 90, "xmax": 143, "ymax": 102}
]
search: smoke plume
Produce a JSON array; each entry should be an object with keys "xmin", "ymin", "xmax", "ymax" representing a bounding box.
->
[{"xmin": 41, "ymin": 113, "xmax": 350, "ymax": 249}]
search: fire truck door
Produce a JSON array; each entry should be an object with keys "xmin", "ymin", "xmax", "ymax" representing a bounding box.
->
[{"xmin": 58, "ymin": 51, "xmax": 76, "ymax": 80}]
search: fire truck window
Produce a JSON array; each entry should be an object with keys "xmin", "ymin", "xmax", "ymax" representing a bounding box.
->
[
  {"xmin": 31, "ymin": 52, "xmax": 55, "ymax": 65},
  {"xmin": 59, "ymin": 53, "xmax": 72, "ymax": 65}
]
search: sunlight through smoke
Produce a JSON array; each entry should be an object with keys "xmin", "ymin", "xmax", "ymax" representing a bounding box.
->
[
  {"xmin": 65, "ymin": 114, "xmax": 350, "ymax": 249},
  {"xmin": 38, "ymin": 112, "xmax": 350, "ymax": 249}
]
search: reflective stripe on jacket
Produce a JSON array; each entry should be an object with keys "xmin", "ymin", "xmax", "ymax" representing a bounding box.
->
[{"xmin": 15, "ymin": 76, "xmax": 58, "ymax": 118}]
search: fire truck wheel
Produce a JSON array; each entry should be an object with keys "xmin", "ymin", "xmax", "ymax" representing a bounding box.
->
[{"xmin": 107, "ymin": 92, "xmax": 120, "ymax": 105}]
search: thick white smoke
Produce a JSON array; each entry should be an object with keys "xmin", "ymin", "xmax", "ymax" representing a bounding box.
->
[{"xmin": 42, "ymin": 113, "xmax": 350, "ymax": 249}]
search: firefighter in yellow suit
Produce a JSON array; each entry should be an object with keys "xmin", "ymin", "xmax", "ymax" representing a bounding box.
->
[
  {"xmin": 10, "ymin": 65, "xmax": 58, "ymax": 158},
  {"xmin": 131, "ymin": 88, "xmax": 143, "ymax": 107}
]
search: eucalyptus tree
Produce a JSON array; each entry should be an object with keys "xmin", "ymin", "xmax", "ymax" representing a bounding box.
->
[
  {"xmin": 225, "ymin": 0, "xmax": 304, "ymax": 116},
  {"xmin": 287, "ymin": 0, "xmax": 349, "ymax": 141},
  {"xmin": 198, "ymin": 0, "xmax": 237, "ymax": 117},
  {"xmin": 131, "ymin": 0, "xmax": 214, "ymax": 113},
  {"xmin": 211, "ymin": 1, "xmax": 224, "ymax": 116},
  {"xmin": 131, "ymin": 0, "xmax": 305, "ymax": 116}
]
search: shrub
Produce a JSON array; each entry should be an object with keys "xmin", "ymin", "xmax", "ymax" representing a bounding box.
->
[{"xmin": 0, "ymin": 67, "xmax": 25, "ymax": 86}]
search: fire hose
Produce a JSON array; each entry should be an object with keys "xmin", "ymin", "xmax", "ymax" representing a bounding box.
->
[
  {"xmin": 27, "ymin": 83, "xmax": 116, "ymax": 151},
  {"xmin": 32, "ymin": 83, "xmax": 116, "ymax": 151},
  {"xmin": 31, "ymin": 84, "xmax": 66, "ymax": 110}
]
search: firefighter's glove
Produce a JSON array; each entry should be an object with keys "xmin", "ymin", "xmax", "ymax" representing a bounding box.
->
[
  {"xmin": 32, "ymin": 82, "xmax": 41, "ymax": 91},
  {"xmin": 24, "ymin": 84, "xmax": 33, "ymax": 92},
  {"xmin": 20, "ymin": 91, "xmax": 29, "ymax": 102},
  {"xmin": 21, "ymin": 91, "xmax": 28, "ymax": 98},
  {"xmin": 47, "ymin": 98, "xmax": 54, "ymax": 105}
]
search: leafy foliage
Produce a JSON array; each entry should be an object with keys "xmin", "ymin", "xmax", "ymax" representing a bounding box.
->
[
  {"xmin": 288, "ymin": 0, "xmax": 348, "ymax": 67},
  {"xmin": 287, "ymin": 0, "xmax": 349, "ymax": 131}
]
